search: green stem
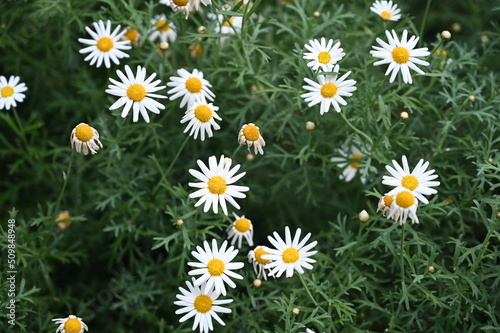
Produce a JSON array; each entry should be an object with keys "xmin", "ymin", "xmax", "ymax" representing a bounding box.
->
[
  {"xmin": 400, "ymin": 223, "xmax": 406, "ymax": 285},
  {"xmin": 297, "ymin": 273, "xmax": 323, "ymax": 311},
  {"xmin": 54, "ymin": 151, "xmax": 74, "ymax": 216},
  {"xmin": 230, "ymin": 144, "xmax": 243, "ymax": 159},
  {"xmin": 339, "ymin": 112, "xmax": 373, "ymax": 146},
  {"xmin": 418, "ymin": 0, "xmax": 432, "ymax": 46},
  {"xmin": 12, "ymin": 107, "xmax": 32, "ymax": 158}
]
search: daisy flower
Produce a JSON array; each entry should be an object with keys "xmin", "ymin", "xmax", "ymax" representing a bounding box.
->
[
  {"xmin": 187, "ymin": 239, "xmax": 244, "ymax": 295},
  {"xmin": 52, "ymin": 315, "xmax": 88, "ymax": 333},
  {"xmin": 370, "ymin": 30, "xmax": 430, "ymax": 84},
  {"xmin": 227, "ymin": 213, "xmax": 253, "ymax": 248},
  {"xmin": 262, "ymin": 226, "xmax": 317, "ymax": 278},
  {"xmin": 248, "ymin": 245, "xmax": 271, "ymax": 280},
  {"xmin": 56, "ymin": 211, "xmax": 72, "ymax": 230},
  {"xmin": 70, "ymin": 123, "xmax": 103, "ymax": 155},
  {"xmin": 188, "ymin": 155, "xmax": 249, "ymax": 215},
  {"xmin": 78, "ymin": 20, "xmax": 131, "ymax": 68},
  {"xmin": 174, "ymin": 278, "xmax": 232, "ymax": 333},
  {"xmin": 238, "ymin": 123, "xmax": 266, "ymax": 155},
  {"xmin": 121, "ymin": 27, "xmax": 141, "ymax": 46},
  {"xmin": 149, "ymin": 14, "xmax": 177, "ymax": 43},
  {"xmin": 387, "ymin": 190, "xmax": 419, "ymax": 224},
  {"xmin": 212, "ymin": 13, "xmax": 243, "ymax": 36},
  {"xmin": 330, "ymin": 146, "xmax": 368, "ymax": 183},
  {"xmin": 301, "ymin": 65, "xmax": 357, "ymax": 115},
  {"xmin": 167, "ymin": 68, "xmax": 215, "ymax": 108},
  {"xmin": 382, "ymin": 155, "xmax": 439, "ymax": 204},
  {"xmin": 303, "ymin": 37, "xmax": 345, "ymax": 72},
  {"xmin": 180, "ymin": 96, "xmax": 221, "ymax": 141},
  {"xmin": 106, "ymin": 65, "xmax": 167, "ymax": 123},
  {"xmin": 0, "ymin": 75, "xmax": 27, "ymax": 110},
  {"xmin": 370, "ymin": 0, "xmax": 401, "ymax": 21},
  {"xmin": 377, "ymin": 193, "xmax": 396, "ymax": 218}
]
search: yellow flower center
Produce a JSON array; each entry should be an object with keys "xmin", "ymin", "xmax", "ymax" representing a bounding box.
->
[
  {"xmin": 124, "ymin": 29, "xmax": 139, "ymax": 42},
  {"xmin": 207, "ymin": 176, "xmax": 227, "ymax": 195},
  {"xmin": 317, "ymin": 51, "xmax": 332, "ymax": 64},
  {"xmin": 380, "ymin": 10, "xmax": 392, "ymax": 21},
  {"xmin": 185, "ymin": 77, "xmax": 202, "ymax": 93},
  {"xmin": 192, "ymin": 44, "xmax": 203, "ymax": 56},
  {"xmin": 223, "ymin": 17, "xmax": 235, "ymax": 26},
  {"xmin": 349, "ymin": 154, "xmax": 363, "ymax": 170},
  {"xmin": 401, "ymin": 175, "xmax": 419, "ymax": 191},
  {"xmin": 392, "ymin": 46, "xmax": 410, "ymax": 64},
  {"xmin": 194, "ymin": 295, "xmax": 213, "ymax": 313},
  {"xmin": 234, "ymin": 218, "xmax": 251, "ymax": 232},
  {"xmin": 207, "ymin": 258, "xmax": 225, "ymax": 276},
  {"xmin": 64, "ymin": 318, "xmax": 82, "ymax": 333},
  {"xmin": 56, "ymin": 211, "xmax": 71, "ymax": 222},
  {"xmin": 320, "ymin": 82, "xmax": 338, "ymax": 98},
  {"xmin": 396, "ymin": 191, "xmax": 415, "ymax": 208},
  {"xmin": 1, "ymin": 86, "xmax": 14, "ymax": 98},
  {"xmin": 243, "ymin": 125, "xmax": 260, "ymax": 141},
  {"xmin": 126, "ymin": 83, "xmax": 146, "ymax": 102},
  {"xmin": 194, "ymin": 105, "xmax": 212, "ymax": 122},
  {"xmin": 282, "ymin": 247, "xmax": 300, "ymax": 263},
  {"xmin": 254, "ymin": 247, "xmax": 270, "ymax": 264},
  {"xmin": 155, "ymin": 20, "xmax": 170, "ymax": 32},
  {"xmin": 96, "ymin": 36, "xmax": 114, "ymax": 52},
  {"xmin": 173, "ymin": 0, "xmax": 189, "ymax": 5},
  {"xmin": 75, "ymin": 124, "xmax": 94, "ymax": 142},
  {"xmin": 383, "ymin": 195, "xmax": 393, "ymax": 207}
]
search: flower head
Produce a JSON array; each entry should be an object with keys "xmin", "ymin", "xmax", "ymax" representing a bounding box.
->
[
  {"xmin": 370, "ymin": 30, "xmax": 430, "ymax": 84},
  {"xmin": 301, "ymin": 65, "xmax": 357, "ymax": 115},
  {"xmin": 174, "ymin": 278, "xmax": 232, "ymax": 333},
  {"xmin": 238, "ymin": 123, "xmax": 266, "ymax": 155},
  {"xmin": 303, "ymin": 37, "xmax": 345, "ymax": 72},
  {"xmin": 330, "ymin": 146, "xmax": 369, "ymax": 183},
  {"xmin": 387, "ymin": 190, "xmax": 419, "ymax": 224},
  {"xmin": 56, "ymin": 211, "xmax": 72, "ymax": 230},
  {"xmin": 52, "ymin": 315, "xmax": 88, "ymax": 333},
  {"xmin": 262, "ymin": 227, "xmax": 317, "ymax": 278},
  {"xmin": 70, "ymin": 123, "xmax": 103, "ymax": 155},
  {"xmin": 227, "ymin": 213, "xmax": 253, "ymax": 248},
  {"xmin": 370, "ymin": 1, "xmax": 401, "ymax": 21},
  {"xmin": 248, "ymin": 245, "xmax": 271, "ymax": 280},
  {"xmin": 0, "ymin": 75, "xmax": 27, "ymax": 110},
  {"xmin": 377, "ymin": 193, "xmax": 396, "ymax": 218},
  {"xmin": 382, "ymin": 155, "xmax": 439, "ymax": 204},
  {"xmin": 167, "ymin": 68, "xmax": 215, "ymax": 108},
  {"xmin": 187, "ymin": 239, "xmax": 244, "ymax": 295},
  {"xmin": 121, "ymin": 27, "xmax": 141, "ymax": 46},
  {"xmin": 106, "ymin": 65, "xmax": 167, "ymax": 123},
  {"xmin": 149, "ymin": 14, "xmax": 177, "ymax": 43},
  {"xmin": 78, "ymin": 20, "xmax": 131, "ymax": 68},
  {"xmin": 211, "ymin": 12, "xmax": 243, "ymax": 42},
  {"xmin": 180, "ymin": 96, "xmax": 221, "ymax": 141},
  {"xmin": 188, "ymin": 155, "xmax": 249, "ymax": 215}
]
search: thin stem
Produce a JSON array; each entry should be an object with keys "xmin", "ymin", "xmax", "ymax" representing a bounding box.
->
[
  {"xmin": 400, "ymin": 223, "xmax": 406, "ymax": 285},
  {"xmin": 418, "ymin": 0, "xmax": 432, "ymax": 46},
  {"xmin": 339, "ymin": 112, "xmax": 373, "ymax": 146},
  {"xmin": 230, "ymin": 144, "xmax": 243, "ymax": 159},
  {"xmin": 297, "ymin": 273, "xmax": 322, "ymax": 311},
  {"xmin": 54, "ymin": 151, "xmax": 74, "ymax": 216}
]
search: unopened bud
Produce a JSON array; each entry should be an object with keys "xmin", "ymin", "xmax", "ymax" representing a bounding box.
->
[
  {"xmin": 441, "ymin": 30, "xmax": 451, "ymax": 40},
  {"xmin": 313, "ymin": 11, "xmax": 320, "ymax": 17},
  {"xmin": 197, "ymin": 26, "xmax": 207, "ymax": 34},
  {"xmin": 428, "ymin": 266, "xmax": 435, "ymax": 273},
  {"xmin": 176, "ymin": 219, "xmax": 184, "ymax": 227},
  {"xmin": 159, "ymin": 41, "xmax": 170, "ymax": 50},
  {"xmin": 400, "ymin": 111, "xmax": 409, "ymax": 119},
  {"xmin": 469, "ymin": 95, "xmax": 476, "ymax": 102},
  {"xmin": 305, "ymin": 121, "xmax": 315, "ymax": 131},
  {"xmin": 253, "ymin": 279, "xmax": 262, "ymax": 287},
  {"xmin": 246, "ymin": 153, "xmax": 255, "ymax": 161},
  {"xmin": 358, "ymin": 210, "xmax": 370, "ymax": 223},
  {"xmin": 451, "ymin": 22, "xmax": 461, "ymax": 33},
  {"xmin": 292, "ymin": 307, "xmax": 300, "ymax": 315}
]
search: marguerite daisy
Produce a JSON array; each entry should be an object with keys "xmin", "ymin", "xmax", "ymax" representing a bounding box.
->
[
  {"xmin": 248, "ymin": 245, "xmax": 271, "ymax": 280},
  {"xmin": 78, "ymin": 20, "xmax": 131, "ymax": 68},
  {"xmin": 370, "ymin": 0, "xmax": 401, "ymax": 21},
  {"xmin": 188, "ymin": 155, "xmax": 249, "ymax": 215},
  {"xmin": 370, "ymin": 30, "xmax": 430, "ymax": 84},
  {"xmin": 210, "ymin": 12, "xmax": 243, "ymax": 44},
  {"xmin": 180, "ymin": 96, "xmax": 221, "ymax": 141},
  {"xmin": 387, "ymin": 190, "xmax": 419, "ymax": 224},
  {"xmin": 382, "ymin": 155, "xmax": 439, "ymax": 204},
  {"xmin": 377, "ymin": 193, "xmax": 396, "ymax": 219},
  {"xmin": 174, "ymin": 278, "xmax": 232, "ymax": 333},
  {"xmin": 70, "ymin": 123, "xmax": 103, "ymax": 155},
  {"xmin": 330, "ymin": 146, "xmax": 368, "ymax": 183},
  {"xmin": 187, "ymin": 239, "xmax": 244, "ymax": 295},
  {"xmin": 149, "ymin": 14, "xmax": 177, "ymax": 43},
  {"xmin": 167, "ymin": 68, "xmax": 215, "ymax": 108},
  {"xmin": 106, "ymin": 65, "xmax": 167, "ymax": 123},
  {"xmin": 52, "ymin": 315, "xmax": 88, "ymax": 333},
  {"xmin": 227, "ymin": 213, "xmax": 253, "ymax": 248},
  {"xmin": 0, "ymin": 75, "xmax": 27, "ymax": 110},
  {"xmin": 121, "ymin": 27, "xmax": 141, "ymax": 46},
  {"xmin": 238, "ymin": 123, "xmax": 266, "ymax": 155},
  {"xmin": 301, "ymin": 65, "xmax": 357, "ymax": 115},
  {"xmin": 262, "ymin": 226, "xmax": 317, "ymax": 278},
  {"xmin": 303, "ymin": 37, "xmax": 345, "ymax": 72}
]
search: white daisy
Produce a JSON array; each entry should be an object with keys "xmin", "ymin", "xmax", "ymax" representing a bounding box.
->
[
  {"xmin": 387, "ymin": 190, "xmax": 419, "ymax": 225},
  {"xmin": 370, "ymin": 0, "xmax": 401, "ymax": 21},
  {"xmin": 149, "ymin": 14, "xmax": 177, "ymax": 43},
  {"xmin": 121, "ymin": 27, "xmax": 141, "ymax": 46},
  {"xmin": 238, "ymin": 123, "xmax": 266, "ymax": 155},
  {"xmin": 330, "ymin": 146, "xmax": 367, "ymax": 183},
  {"xmin": 160, "ymin": 0, "xmax": 211, "ymax": 19},
  {"xmin": 303, "ymin": 37, "xmax": 345, "ymax": 72},
  {"xmin": 248, "ymin": 245, "xmax": 271, "ymax": 280},
  {"xmin": 370, "ymin": 30, "xmax": 430, "ymax": 84},
  {"xmin": 227, "ymin": 213, "xmax": 253, "ymax": 248},
  {"xmin": 382, "ymin": 155, "xmax": 439, "ymax": 204},
  {"xmin": 174, "ymin": 278, "xmax": 232, "ymax": 333},
  {"xmin": 52, "ymin": 315, "xmax": 88, "ymax": 333},
  {"xmin": 262, "ymin": 226, "xmax": 317, "ymax": 278},
  {"xmin": 301, "ymin": 65, "xmax": 357, "ymax": 115},
  {"xmin": 213, "ymin": 14, "xmax": 243, "ymax": 36},
  {"xmin": 70, "ymin": 123, "xmax": 103, "ymax": 155},
  {"xmin": 187, "ymin": 239, "xmax": 244, "ymax": 295},
  {"xmin": 167, "ymin": 68, "xmax": 215, "ymax": 108},
  {"xmin": 106, "ymin": 65, "xmax": 168, "ymax": 123},
  {"xmin": 188, "ymin": 155, "xmax": 249, "ymax": 215},
  {"xmin": 180, "ymin": 96, "xmax": 221, "ymax": 141},
  {"xmin": 377, "ymin": 193, "xmax": 396, "ymax": 219},
  {"xmin": 0, "ymin": 75, "xmax": 27, "ymax": 110},
  {"xmin": 78, "ymin": 20, "xmax": 131, "ymax": 68}
]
